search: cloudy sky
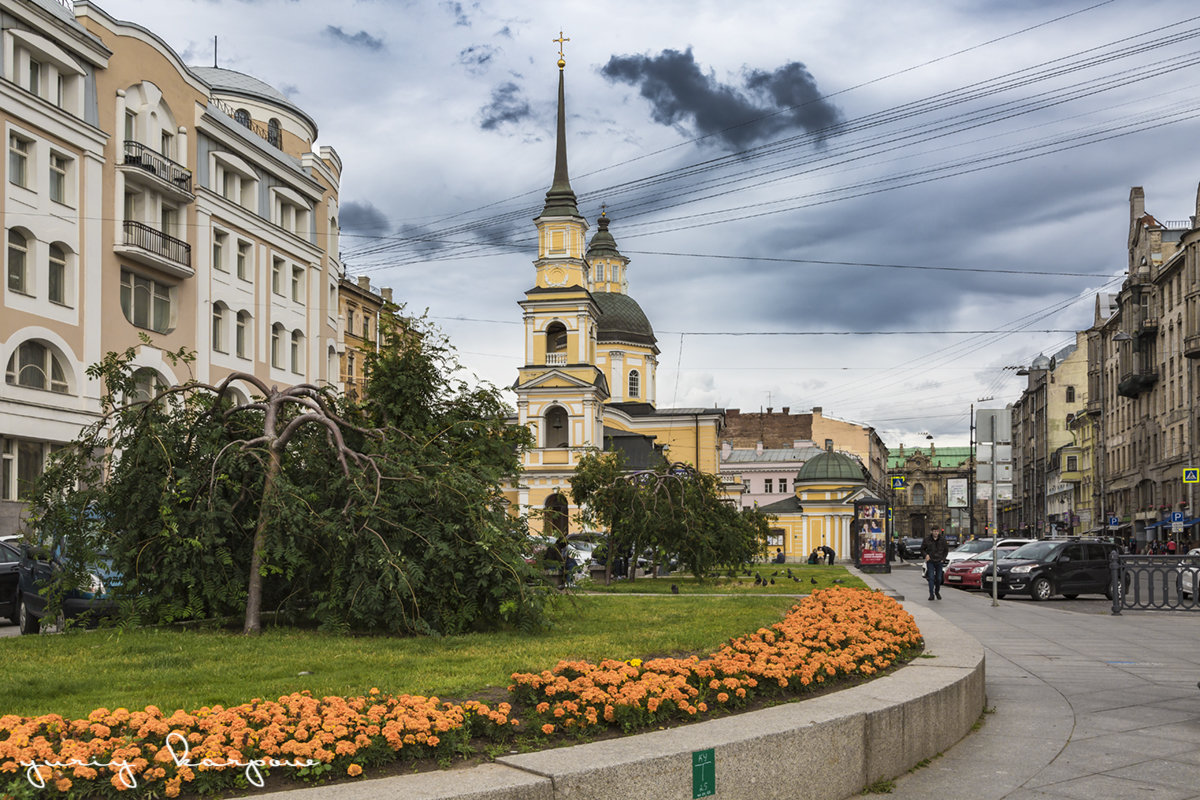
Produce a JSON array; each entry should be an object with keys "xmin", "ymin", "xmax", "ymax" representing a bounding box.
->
[{"xmin": 100, "ymin": 0, "xmax": 1200, "ymax": 447}]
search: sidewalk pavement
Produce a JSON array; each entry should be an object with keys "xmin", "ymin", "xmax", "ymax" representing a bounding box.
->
[{"xmin": 852, "ymin": 563, "xmax": 1200, "ymax": 800}]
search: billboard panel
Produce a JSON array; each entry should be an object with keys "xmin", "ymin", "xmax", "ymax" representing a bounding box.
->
[{"xmin": 947, "ymin": 478, "xmax": 968, "ymax": 508}]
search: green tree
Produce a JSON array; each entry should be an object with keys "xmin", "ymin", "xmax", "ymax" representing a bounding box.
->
[
  {"xmin": 26, "ymin": 318, "xmax": 546, "ymax": 636},
  {"xmin": 571, "ymin": 450, "xmax": 770, "ymax": 581}
]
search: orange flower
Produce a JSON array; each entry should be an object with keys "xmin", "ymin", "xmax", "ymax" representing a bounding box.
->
[
  {"xmin": 347, "ymin": 764, "xmax": 363, "ymax": 777},
  {"xmin": 541, "ymin": 724, "xmax": 554, "ymax": 735}
]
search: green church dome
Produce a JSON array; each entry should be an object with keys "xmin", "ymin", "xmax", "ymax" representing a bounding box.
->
[
  {"xmin": 795, "ymin": 451, "xmax": 866, "ymax": 483},
  {"xmin": 587, "ymin": 213, "xmax": 623, "ymax": 260},
  {"xmin": 594, "ymin": 292, "xmax": 656, "ymax": 347}
]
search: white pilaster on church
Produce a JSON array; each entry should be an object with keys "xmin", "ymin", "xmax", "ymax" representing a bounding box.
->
[
  {"xmin": 525, "ymin": 315, "xmax": 535, "ymax": 362},
  {"xmin": 611, "ymin": 351, "xmax": 624, "ymax": 401},
  {"xmin": 576, "ymin": 313, "xmax": 587, "ymax": 363}
]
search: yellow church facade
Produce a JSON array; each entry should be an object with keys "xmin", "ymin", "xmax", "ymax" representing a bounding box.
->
[{"xmin": 504, "ymin": 56, "xmax": 724, "ymax": 535}]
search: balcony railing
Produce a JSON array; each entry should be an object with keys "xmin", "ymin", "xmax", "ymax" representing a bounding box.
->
[
  {"xmin": 1184, "ymin": 332, "xmax": 1200, "ymax": 359},
  {"xmin": 123, "ymin": 141, "xmax": 192, "ymax": 193},
  {"xmin": 123, "ymin": 220, "xmax": 191, "ymax": 267},
  {"xmin": 545, "ymin": 352, "xmax": 567, "ymax": 366},
  {"xmin": 209, "ymin": 98, "xmax": 283, "ymax": 149}
]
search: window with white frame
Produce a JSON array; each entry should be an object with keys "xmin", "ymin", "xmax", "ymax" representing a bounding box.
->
[
  {"xmin": 212, "ymin": 303, "xmax": 226, "ymax": 352},
  {"xmin": 48, "ymin": 243, "xmax": 68, "ymax": 305},
  {"xmin": 160, "ymin": 130, "xmax": 174, "ymax": 159},
  {"xmin": 270, "ymin": 323, "xmax": 284, "ymax": 368},
  {"xmin": 290, "ymin": 330, "xmax": 304, "ymax": 373},
  {"xmin": 49, "ymin": 153, "xmax": 70, "ymax": 205},
  {"xmin": 27, "ymin": 59, "xmax": 41, "ymax": 96},
  {"xmin": 271, "ymin": 257, "xmax": 284, "ymax": 295},
  {"xmin": 212, "ymin": 230, "xmax": 229, "ymax": 272},
  {"xmin": 7, "ymin": 230, "xmax": 29, "ymax": 294},
  {"xmin": 764, "ymin": 478, "xmax": 773, "ymax": 493},
  {"xmin": 129, "ymin": 367, "xmax": 166, "ymax": 404},
  {"xmin": 5, "ymin": 340, "xmax": 69, "ymax": 393},
  {"xmin": 235, "ymin": 311, "xmax": 250, "ymax": 358},
  {"xmin": 8, "ymin": 134, "xmax": 30, "ymax": 189},
  {"xmin": 273, "ymin": 190, "xmax": 311, "ymax": 238},
  {"xmin": 628, "ymin": 369, "xmax": 640, "ymax": 398},
  {"xmin": 236, "ymin": 241, "xmax": 251, "ymax": 281},
  {"xmin": 120, "ymin": 269, "xmax": 173, "ymax": 332},
  {"xmin": 1, "ymin": 437, "xmax": 58, "ymax": 501},
  {"xmin": 291, "ymin": 266, "xmax": 304, "ymax": 303}
]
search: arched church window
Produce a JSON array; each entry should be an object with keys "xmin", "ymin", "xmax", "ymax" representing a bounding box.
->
[
  {"xmin": 544, "ymin": 406, "xmax": 569, "ymax": 448},
  {"xmin": 628, "ymin": 369, "xmax": 640, "ymax": 398},
  {"xmin": 911, "ymin": 483, "xmax": 926, "ymax": 506},
  {"xmin": 545, "ymin": 493, "xmax": 569, "ymax": 536},
  {"xmin": 234, "ymin": 108, "xmax": 251, "ymax": 128},
  {"xmin": 267, "ymin": 118, "xmax": 281, "ymax": 148},
  {"xmin": 546, "ymin": 322, "xmax": 567, "ymax": 352}
]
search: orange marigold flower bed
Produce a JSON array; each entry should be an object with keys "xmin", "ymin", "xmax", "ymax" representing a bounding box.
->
[{"xmin": 0, "ymin": 588, "xmax": 918, "ymax": 797}]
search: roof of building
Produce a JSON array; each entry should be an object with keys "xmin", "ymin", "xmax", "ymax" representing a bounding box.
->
[
  {"xmin": 721, "ymin": 447, "xmax": 825, "ymax": 464},
  {"xmin": 191, "ymin": 66, "xmax": 317, "ymax": 132},
  {"xmin": 795, "ymin": 451, "xmax": 866, "ymax": 483},
  {"xmin": 757, "ymin": 496, "xmax": 805, "ymax": 513},
  {"xmin": 587, "ymin": 213, "xmax": 623, "ymax": 260},
  {"xmin": 887, "ymin": 446, "xmax": 973, "ymax": 469},
  {"xmin": 594, "ymin": 292, "xmax": 656, "ymax": 347}
]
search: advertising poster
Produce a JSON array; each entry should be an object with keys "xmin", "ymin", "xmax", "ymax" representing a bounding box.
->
[
  {"xmin": 947, "ymin": 478, "xmax": 968, "ymax": 508},
  {"xmin": 856, "ymin": 502, "xmax": 886, "ymax": 565}
]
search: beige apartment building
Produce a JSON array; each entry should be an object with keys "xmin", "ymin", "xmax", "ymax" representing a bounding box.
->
[{"xmin": 2, "ymin": 0, "xmax": 347, "ymax": 535}]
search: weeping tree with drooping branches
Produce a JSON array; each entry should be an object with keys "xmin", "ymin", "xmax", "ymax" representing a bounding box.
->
[{"xmin": 27, "ymin": 317, "xmax": 547, "ymax": 636}]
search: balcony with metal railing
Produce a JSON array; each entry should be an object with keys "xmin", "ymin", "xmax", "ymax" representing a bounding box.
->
[
  {"xmin": 116, "ymin": 220, "xmax": 193, "ymax": 278},
  {"xmin": 119, "ymin": 141, "xmax": 194, "ymax": 200}
]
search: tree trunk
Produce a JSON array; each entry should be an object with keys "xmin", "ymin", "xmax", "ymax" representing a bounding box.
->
[{"xmin": 244, "ymin": 446, "xmax": 281, "ymax": 635}]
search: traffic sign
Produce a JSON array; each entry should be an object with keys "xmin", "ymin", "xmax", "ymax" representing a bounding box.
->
[
  {"xmin": 1184, "ymin": 467, "xmax": 1199, "ymax": 484},
  {"xmin": 1108, "ymin": 515, "xmax": 1119, "ymax": 528},
  {"xmin": 891, "ymin": 476, "xmax": 906, "ymax": 489},
  {"xmin": 1172, "ymin": 522, "xmax": 1184, "ymax": 534},
  {"xmin": 1172, "ymin": 511, "xmax": 1184, "ymax": 523}
]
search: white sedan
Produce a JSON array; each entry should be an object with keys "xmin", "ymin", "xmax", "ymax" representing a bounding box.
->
[{"xmin": 1179, "ymin": 548, "xmax": 1200, "ymax": 599}]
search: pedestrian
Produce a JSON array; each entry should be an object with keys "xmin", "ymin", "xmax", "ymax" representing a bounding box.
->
[
  {"xmin": 772, "ymin": 547, "xmax": 786, "ymax": 564},
  {"xmin": 921, "ymin": 528, "xmax": 949, "ymax": 600},
  {"xmin": 820, "ymin": 544, "xmax": 836, "ymax": 565},
  {"xmin": 1168, "ymin": 539, "xmax": 1178, "ymax": 555},
  {"xmin": 807, "ymin": 548, "xmax": 820, "ymax": 565}
]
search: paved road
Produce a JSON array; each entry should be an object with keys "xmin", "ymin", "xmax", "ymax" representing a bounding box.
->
[{"xmin": 855, "ymin": 563, "xmax": 1200, "ymax": 800}]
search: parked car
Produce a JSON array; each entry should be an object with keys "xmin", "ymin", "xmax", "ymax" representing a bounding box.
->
[
  {"xmin": 944, "ymin": 546, "xmax": 1020, "ymax": 590},
  {"xmin": 16, "ymin": 539, "xmax": 120, "ymax": 634},
  {"xmin": 0, "ymin": 538, "xmax": 22, "ymax": 625},
  {"xmin": 946, "ymin": 537, "xmax": 1036, "ymax": 565},
  {"xmin": 897, "ymin": 537, "xmax": 924, "ymax": 560},
  {"xmin": 1177, "ymin": 548, "xmax": 1200, "ymax": 599},
  {"xmin": 981, "ymin": 539, "xmax": 1119, "ymax": 601}
]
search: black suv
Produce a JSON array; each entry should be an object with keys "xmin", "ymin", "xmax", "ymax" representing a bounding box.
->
[
  {"xmin": 982, "ymin": 539, "xmax": 1118, "ymax": 601},
  {"xmin": 17, "ymin": 540, "xmax": 119, "ymax": 634}
]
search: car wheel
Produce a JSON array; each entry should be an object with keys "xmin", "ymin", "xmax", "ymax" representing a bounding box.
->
[
  {"xmin": 1063, "ymin": 594, "xmax": 1078, "ymax": 600},
  {"xmin": 1030, "ymin": 577, "xmax": 1052, "ymax": 601},
  {"xmin": 17, "ymin": 596, "xmax": 39, "ymax": 635}
]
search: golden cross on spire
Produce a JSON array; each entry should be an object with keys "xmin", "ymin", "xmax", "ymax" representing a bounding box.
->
[{"xmin": 553, "ymin": 30, "xmax": 569, "ymax": 69}]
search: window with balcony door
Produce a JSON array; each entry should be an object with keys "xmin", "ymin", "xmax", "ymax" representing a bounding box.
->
[{"xmin": 120, "ymin": 269, "xmax": 173, "ymax": 333}]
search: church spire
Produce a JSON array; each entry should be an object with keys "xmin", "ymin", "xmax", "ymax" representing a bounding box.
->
[{"xmin": 542, "ymin": 33, "xmax": 581, "ymax": 219}]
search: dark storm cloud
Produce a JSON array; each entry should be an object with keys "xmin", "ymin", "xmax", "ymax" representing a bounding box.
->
[
  {"xmin": 440, "ymin": 1, "xmax": 471, "ymax": 27},
  {"xmin": 340, "ymin": 201, "xmax": 391, "ymax": 234},
  {"xmin": 397, "ymin": 223, "xmax": 448, "ymax": 257},
  {"xmin": 323, "ymin": 26, "xmax": 384, "ymax": 52},
  {"xmin": 459, "ymin": 44, "xmax": 498, "ymax": 75},
  {"xmin": 601, "ymin": 48, "xmax": 842, "ymax": 150},
  {"xmin": 479, "ymin": 81, "xmax": 532, "ymax": 130}
]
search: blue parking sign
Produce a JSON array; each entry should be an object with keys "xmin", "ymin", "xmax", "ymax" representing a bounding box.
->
[
  {"xmin": 1108, "ymin": 515, "xmax": 1119, "ymax": 527},
  {"xmin": 1172, "ymin": 511, "xmax": 1185, "ymax": 523}
]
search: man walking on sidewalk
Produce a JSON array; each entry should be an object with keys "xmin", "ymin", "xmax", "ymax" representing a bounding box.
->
[{"xmin": 922, "ymin": 529, "xmax": 949, "ymax": 600}]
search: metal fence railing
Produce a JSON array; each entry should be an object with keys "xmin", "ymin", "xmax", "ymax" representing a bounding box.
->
[{"xmin": 1110, "ymin": 552, "xmax": 1200, "ymax": 614}]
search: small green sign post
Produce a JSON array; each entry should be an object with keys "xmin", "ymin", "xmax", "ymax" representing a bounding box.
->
[{"xmin": 692, "ymin": 748, "xmax": 715, "ymax": 799}]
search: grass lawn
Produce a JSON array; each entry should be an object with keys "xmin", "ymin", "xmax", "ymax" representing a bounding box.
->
[
  {"xmin": 0, "ymin": 594, "xmax": 798, "ymax": 720},
  {"xmin": 578, "ymin": 564, "xmax": 867, "ymax": 594}
]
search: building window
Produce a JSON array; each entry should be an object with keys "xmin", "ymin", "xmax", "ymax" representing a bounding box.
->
[
  {"xmin": 347, "ymin": 305, "xmax": 357, "ymax": 334},
  {"xmin": 55, "ymin": 74, "xmax": 64, "ymax": 108},
  {"xmin": 6, "ymin": 341, "xmax": 69, "ymax": 394},
  {"xmin": 130, "ymin": 368, "xmax": 165, "ymax": 404},
  {"xmin": 270, "ymin": 324, "xmax": 283, "ymax": 368},
  {"xmin": 213, "ymin": 231, "xmax": 228, "ymax": 272},
  {"xmin": 545, "ymin": 406, "xmax": 569, "ymax": 448},
  {"xmin": 212, "ymin": 304, "xmax": 226, "ymax": 352},
  {"xmin": 1066, "ymin": 455, "xmax": 1078, "ymax": 471},
  {"xmin": 346, "ymin": 351, "xmax": 355, "ymax": 380},
  {"xmin": 48, "ymin": 244, "xmax": 67, "ymax": 305},
  {"xmin": 267, "ymin": 118, "xmax": 281, "ymax": 148},
  {"xmin": 911, "ymin": 484, "xmax": 926, "ymax": 506},
  {"xmin": 124, "ymin": 110, "xmax": 136, "ymax": 141},
  {"xmin": 778, "ymin": 478, "xmax": 787, "ymax": 494},
  {"xmin": 825, "ymin": 438, "xmax": 834, "ymax": 451},
  {"xmin": 160, "ymin": 206, "xmax": 177, "ymax": 238},
  {"xmin": 271, "ymin": 258, "xmax": 284, "ymax": 295},
  {"xmin": 764, "ymin": 479, "xmax": 773, "ymax": 493},
  {"xmin": 8, "ymin": 134, "xmax": 30, "ymax": 188},
  {"xmin": 546, "ymin": 321, "xmax": 567, "ymax": 354},
  {"xmin": 120, "ymin": 269, "xmax": 173, "ymax": 332},
  {"xmin": 7, "ymin": 230, "xmax": 29, "ymax": 294},
  {"xmin": 1065, "ymin": 386, "xmax": 1076, "ymax": 403},
  {"xmin": 49, "ymin": 154, "xmax": 69, "ymax": 204},
  {"xmin": 235, "ymin": 311, "xmax": 249, "ymax": 358},
  {"xmin": 628, "ymin": 369, "xmax": 640, "ymax": 398},
  {"xmin": 235, "ymin": 108, "xmax": 251, "ymax": 128},
  {"xmin": 160, "ymin": 131, "xmax": 174, "ymax": 159},
  {"xmin": 291, "ymin": 266, "xmax": 303, "ymax": 302},
  {"xmin": 1, "ymin": 438, "xmax": 55, "ymax": 502},
  {"xmin": 290, "ymin": 330, "xmax": 303, "ymax": 373},
  {"xmin": 362, "ymin": 315, "xmax": 370, "ymax": 340},
  {"xmin": 27, "ymin": 59, "xmax": 41, "ymax": 96},
  {"xmin": 236, "ymin": 242, "xmax": 251, "ymax": 281},
  {"xmin": 595, "ymin": 264, "xmax": 605, "ymax": 282}
]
